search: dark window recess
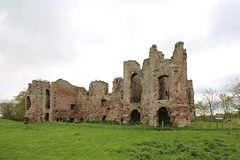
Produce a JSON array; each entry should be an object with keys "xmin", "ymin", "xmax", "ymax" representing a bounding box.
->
[
  {"xmin": 130, "ymin": 73, "xmax": 142, "ymax": 102},
  {"xmin": 70, "ymin": 104, "xmax": 76, "ymax": 110},
  {"xmin": 27, "ymin": 96, "xmax": 31, "ymax": 110},
  {"xmin": 158, "ymin": 76, "xmax": 169, "ymax": 100},
  {"xmin": 46, "ymin": 89, "xmax": 50, "ymax": 109}
]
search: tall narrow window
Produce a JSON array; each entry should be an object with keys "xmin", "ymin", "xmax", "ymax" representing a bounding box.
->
[
  {"xmin": 46, "ymin": 89, "xmax": 50, "ymax": 109},
  {"xmin": 27, "ymin": 96, "xmax": 31, "ymax": 110},
  {"xmin": 130, "ymin": 73, "xmax": 142, "ymax": 102},
  {"xmin": 158, "ymin": 76, "xmax": 169, "ymax": 100}
]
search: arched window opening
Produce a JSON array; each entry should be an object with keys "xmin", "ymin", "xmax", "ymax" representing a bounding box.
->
[
  {"xmin": 45, "ymin": 113, "xmax": 49, "ymax": 121},
  {"xmin": 130, "ymin": 73, "xmax": 142, "ymax": 102},
  {"xmin": 157, "ymin": 107, "xmax": 170, "ymax": 124},
  {"xmin": 158, "ymin": 76, "xmax": 169, "ymax": 100},
  {"xmin": 101, "ymin": 99, "xmax": 107, "ymax": 107},
  {"xmin": 130, "ymin": 109, "xmax": 140, "ymax": 122},
  {"xmin": 27, "ymin": 96, "xmax": 31, "ymax": 110},
  {"xmin": 46, "ymin": 89, "xmax": 50, "ymax": 109}
]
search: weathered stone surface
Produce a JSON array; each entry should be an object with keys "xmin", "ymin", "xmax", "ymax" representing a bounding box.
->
[{"xmin": 25, "ymin": 42, "xmax": 195, "ymax": 127}]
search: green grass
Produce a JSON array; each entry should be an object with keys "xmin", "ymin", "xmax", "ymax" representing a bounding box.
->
[{"xmin": 0, "ymin": 119, "xmax": 240, "ymax": 160}]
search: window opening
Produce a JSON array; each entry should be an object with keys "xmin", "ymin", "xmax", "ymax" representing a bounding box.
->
[
  {"xmin": 46, "ymin": 89, "xmax": 50, "ymax": 109},
  {"xmin": 130, "ymin": 73, "xmax": 142, "ymax": 102},
  {"xmin": 27, "ymin": 96, "xmax": 31, "ymax": 110},
  {"xmin": 158, "ymin": 76, "xmax": 169, "ymax": 100},
  {"xmin": 101, "ymin": 99, "xmax": 107, "ymax": 107}
]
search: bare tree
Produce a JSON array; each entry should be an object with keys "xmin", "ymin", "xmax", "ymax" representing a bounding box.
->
[
  {"xmin": 201, "ymin": 88, "xmax": 219, "ymax": 121},
  {"xmin": 228, "ymin": 78, "xmax": 240, "ymax": 102},
  {"xmin": 219, "ymin": 93, "xmax": 234, "ymax": 117},
  {"xmin": 195, "ymin": 101, "xmax": 208, "ymax": 116}
]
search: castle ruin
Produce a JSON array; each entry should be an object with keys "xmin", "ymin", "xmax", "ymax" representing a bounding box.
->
[{"xmin": 25, "ymin": 42, "xmax": 195, "ymax": 127}]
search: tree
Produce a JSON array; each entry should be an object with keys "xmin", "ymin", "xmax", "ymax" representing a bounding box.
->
[
  {"xmin": 0, "ymin": 90, "xmax": 26, "ymax": 121},
  {"xmin": 195, "ymin": 101, "xmax": 208, "ymax": 116},
  {"xmin": 228, "ymin": 78, "xmax": 240, "ymax": 103},
  {"xmin": 0, "ymin": 100, "xmax": 15, "ymax": 120},
  {"xmin": 218, "ymin": 93, "xmax": 234, "ymax": 117},
  {"xmin": 201, "ymin": 88, "xmax": 219, "ymax": 121},
  {"xmin": 227, "ymin": 78, "xmax": 240, "ymax": 115},
  {"xmin": 13, "ymin": 91, "xmax": 26, "ymax": 121}
]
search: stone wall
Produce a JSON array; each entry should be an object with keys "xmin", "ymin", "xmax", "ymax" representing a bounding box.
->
[
  {"xmin": 25, "ymin": 42, "xmax": 195, "ymax": 127},
  {"xmin": 25, "ymin": 80, "xmax": 50, "ymax": 122}
]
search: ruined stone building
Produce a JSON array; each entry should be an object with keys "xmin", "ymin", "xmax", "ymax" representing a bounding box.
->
[{"xmin": 25, "ymin": 42, "xmax": 195, "ymax": 127}]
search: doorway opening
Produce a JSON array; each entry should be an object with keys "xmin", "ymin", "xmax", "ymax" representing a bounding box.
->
[
  {"xmin": 130, "ymin": 109, "xmax": 140, "ymax": 122},
  {"xmin": 157, "ymin": 107, "xmax": 170, "ymax": 124},
  {"xmin": 45, "ymin": 113, "xmax": 49, "ymax": 121}
]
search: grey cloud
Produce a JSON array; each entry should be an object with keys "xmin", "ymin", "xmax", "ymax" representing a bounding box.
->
[
  {"xmin": 0, "ymin": 0, "xmax": 87, "ymax": 74},
  {"xmin": 209, "ymin": 0, "xmax": 240, "ymax": 43},
  {"xmin": 187, "ymin": 0, "xmax": 240, "ymax": 54},
  {"xmin": 0, "ymin": 0, "xmax": 239, "ymax": 101}
]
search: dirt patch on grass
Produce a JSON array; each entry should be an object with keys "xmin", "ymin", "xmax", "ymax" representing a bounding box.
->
[
  {"xmin": 204, "ymin": 149, "xmax": 210, "ymax": 152},
  {"xmin": 224, "ymin": 149, "xmax": 237, "ymax": 152}
]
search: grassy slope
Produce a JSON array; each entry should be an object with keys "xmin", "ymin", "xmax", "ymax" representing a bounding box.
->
[{"xmin": 0, "ymin": 119, "xmax": 239, "ymax": 160}]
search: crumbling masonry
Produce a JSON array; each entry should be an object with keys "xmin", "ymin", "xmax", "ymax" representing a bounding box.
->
[{"xmin": 25, "ymin": 42, "xmax": 195, "ymax": 127}]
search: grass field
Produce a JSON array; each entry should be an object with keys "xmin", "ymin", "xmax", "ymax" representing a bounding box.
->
[{"xmin": 0, "ymin": 119, "xmax": 240, "ymax": 160}]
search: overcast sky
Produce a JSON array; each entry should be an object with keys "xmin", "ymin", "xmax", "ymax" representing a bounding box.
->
[{"xmin": 0, "ymin": 0, "xmax": 240, "ymax": 102}]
